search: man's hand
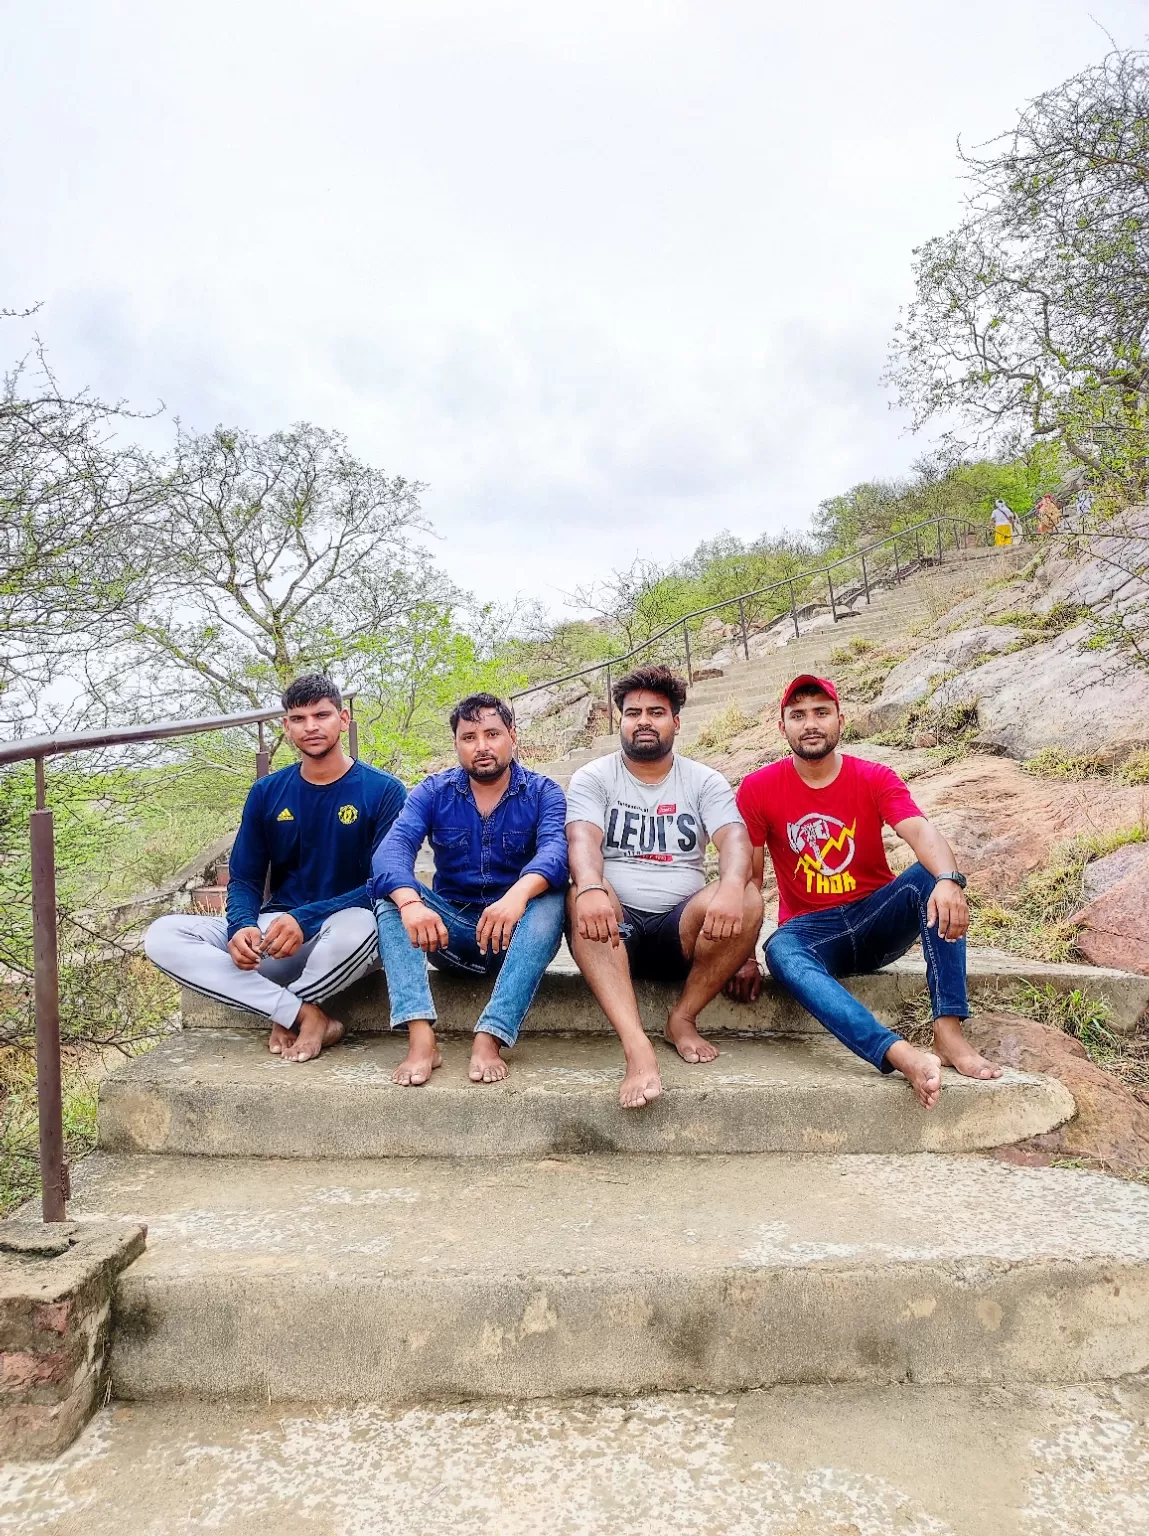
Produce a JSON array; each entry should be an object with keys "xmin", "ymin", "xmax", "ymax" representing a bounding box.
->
[
  {"xmin": 400, "ymin": 900, "xmax": 450, "ymax": 953},
  {"xmin": 702, "ymin": 881, "xmax": 745, "ymax": 942},
  {"xmin": 576, "ymin": 888, "xmax": 620, "ymax": 946},
  {"xmin": 927, "ymin": 878, "xmax": 969, "ymax": 941},
  {"xmin": 261, "ymin": 913, "xmax": 305, "ymax": 959},
  {"xmin": 724, "ymin": 957, "xmax": 763, "ymax": 1004},
  {"xmin": 476, "ymin": 890, "xmax": 529, "ymax": 955},
  {"xmin": 227, "ymin": 926, "xmax": 264, "ymax": 970}
]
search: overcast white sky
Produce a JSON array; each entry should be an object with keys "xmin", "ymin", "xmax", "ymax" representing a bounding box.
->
[{"xmin": 2, "ymin": 1, "xmax": 1145, "ymax": 615}]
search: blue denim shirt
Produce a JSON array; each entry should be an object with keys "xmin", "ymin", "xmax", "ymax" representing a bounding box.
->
[{"xmin": 370, "ymin": 761, "xmax": 569, "ymax": 908}]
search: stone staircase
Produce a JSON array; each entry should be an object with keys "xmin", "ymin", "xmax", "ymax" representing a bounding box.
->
[
  {"xmin": 49, "ymin": 534, "xmax": 1149, "ymax": 1479},
  {"xmin": 530, "ymin": 544, "xmax": 1012, "ymax": 786},
  {"xmin": 68, "ymin": 943, "xmax": 1149, "ymax": 1404}
]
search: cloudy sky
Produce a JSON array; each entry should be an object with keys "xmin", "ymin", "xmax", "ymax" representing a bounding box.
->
[{"xmin": 2, "ymin": 1, "xmax": 1144, "ymax": 615}]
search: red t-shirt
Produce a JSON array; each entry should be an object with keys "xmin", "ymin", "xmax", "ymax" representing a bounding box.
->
[{"xmin": 735, "ymin": 754, "xmax": 923, "ymax": 924}]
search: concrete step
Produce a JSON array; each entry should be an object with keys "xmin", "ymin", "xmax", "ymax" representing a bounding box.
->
[
  {"xmin": 97, "ymin": 1030, "xmax": 1073, "ymax": 1160},
  {"xmin": 14, "ymin": 1377, "xmax": 1149, "ymax": 1533},
  {"xmin": 177, "ymin": 947, "xmax": 1149, "ymax": 1036},
  {"xmin": 72, "ymin": 1150, "xmax": 1149, "ymax": 1401}
]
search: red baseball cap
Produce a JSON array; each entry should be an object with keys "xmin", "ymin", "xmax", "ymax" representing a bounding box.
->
[{"xmin": 780, "ymin": 674, "xmax": 840, "ymax": 715}]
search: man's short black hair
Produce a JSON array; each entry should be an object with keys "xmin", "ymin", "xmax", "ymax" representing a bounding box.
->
[
  {"xmin": 450, "ymin": 693, "xmax": 515, "ymax": 734},
  {"xmin": 281, "ymin": 674, "xmax": 342, "ymax": 712},
  {"xmin": 612, "ymin": 664, "xmax": 688, "ymax": 716}
]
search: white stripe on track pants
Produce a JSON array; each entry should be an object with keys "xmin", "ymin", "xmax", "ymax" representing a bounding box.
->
[{"xmin": 144, "ymin": 907, "xmax": 379, "ymax": 1029}]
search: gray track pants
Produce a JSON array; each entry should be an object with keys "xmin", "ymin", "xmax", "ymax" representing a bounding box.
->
[{"xmin": 144, "ymin": 907, "xmax": 378, "ymax": 1028}]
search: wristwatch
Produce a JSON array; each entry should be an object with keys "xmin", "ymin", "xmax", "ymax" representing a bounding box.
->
[{"xmin": 936, "ymin": 871, "xmax": 968, "ymax": 889}]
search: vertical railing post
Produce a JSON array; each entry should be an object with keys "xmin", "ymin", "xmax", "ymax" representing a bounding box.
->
[
  {"xmin": 683, "ymin": 622, "xmax": 692, "ymax": 683},
  {"xmin": 605, "ymin": 665, "xmax": 613, "ymax": 734},
  {"xmin": 255, "ymin": 720, "xmax": 270, "ymax": 779},
  {"xmin": 827, "ymin": 568, "xmax": 838, "ymax": 623},
  {"xmin": 31, "ymin": 757, "xmax": 67, "ymax": 1222},
  {"xmin": 789, "ymin": 582, "xmax": 800, "ymax": 639},
  {"xmin": 937, "ymin": 521, "xmax": 944, "ymax": 561},
  {"xmin": 915, "ymin": 527, "xmax": 923, "ymax": 564},
  {"xmin": 738, "ymin": 598, "xmax": 750, "ymax": 661},
  {"xmin": 347, "ymin": 695, "xmax": 359, "ymax": 760},
  {"xmin": 893, "ymin": 538, "xmax": 901, "ymax": 580},
  {"xmin": 861, "ymin": 551, "xmax": 870, "ymax": 603}
]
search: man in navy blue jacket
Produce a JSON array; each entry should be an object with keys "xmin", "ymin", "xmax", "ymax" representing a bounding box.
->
[
  {"xmin": 372, "ymin": 694, "xmax": 568, "ymax": 1087},
  {"xmin": 146, "ymin": 675, "xmax": 406, "ymax": 1062}
]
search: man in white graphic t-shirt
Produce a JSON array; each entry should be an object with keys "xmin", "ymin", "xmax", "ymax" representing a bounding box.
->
[{"xmin": 565, "ymin": 664, "xmax": 764, "ymax": 1109}]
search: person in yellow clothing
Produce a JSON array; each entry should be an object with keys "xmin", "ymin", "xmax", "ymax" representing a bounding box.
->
[{"xmin": 992, "ymin": 499, "xmax": 1014, "ymax": 546}]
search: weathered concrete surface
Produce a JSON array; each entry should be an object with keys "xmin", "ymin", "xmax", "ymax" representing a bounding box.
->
[
  {"xmin": 178, "ymin": 945, "xmax": 1149, "ymax": 1036},
  {"xmin": 4, "ymin": 1381, "xmax": 1149, "ymax": 1535},
  {"xmin": 0, "ymin": 1221, "xmax": 146, "ymax": 1460},
  {"xmin": 98, "ymin": 1030, "xmax": 1075, "ymax": 1159},
  {"xmin": 65, "ymin": 1151, "xmax": 1149, "ymax": 1401}
]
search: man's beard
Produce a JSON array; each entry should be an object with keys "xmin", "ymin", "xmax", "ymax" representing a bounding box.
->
[
  {"xmin": 790, "ymin": 732, "xmax": 838, "ymax": 760},
  {"xmin": 623, "ymin": 731, "xmax": 672, "ymax": 762},
  {"xmin": 469, "ymin": 757, "xmax": 508, "ymax": 783}
]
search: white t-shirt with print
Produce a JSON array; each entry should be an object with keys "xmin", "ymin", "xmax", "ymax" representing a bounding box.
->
[{"xmin": 565, "ymin": 751, "xmax": 744, "ymax": 912}]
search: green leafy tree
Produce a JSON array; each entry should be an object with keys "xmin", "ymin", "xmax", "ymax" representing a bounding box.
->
[{"xmin": 886, "ymin": 48, "xmax": 1149, "ymax": 501}]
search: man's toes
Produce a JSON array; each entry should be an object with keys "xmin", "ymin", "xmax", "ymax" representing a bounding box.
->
[{"xmin": 468, "ymin": 1062, "xmax": 484, "ymax": 1082}]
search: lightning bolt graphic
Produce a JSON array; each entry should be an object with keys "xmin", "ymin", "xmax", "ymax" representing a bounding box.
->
[{"xmin": 792, "ymin": 821, "xmax": 856, "ymax": 878}]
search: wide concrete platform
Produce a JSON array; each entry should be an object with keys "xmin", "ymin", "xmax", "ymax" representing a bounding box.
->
[
  {"xmin": 68, "ymin": 1151, "xmax": 1149, "ymax": 1401},
  {"xmin": 6, "ymin": 1378, "xmax": 1149, "ymax": 1535},
  {"xmin": 178, "ymin": 944, "xmax": 1149, "ymax": 1035},
  {"xmin": 98, "ymin": 1030, "xmax": 1075, "ymax": 1159}
]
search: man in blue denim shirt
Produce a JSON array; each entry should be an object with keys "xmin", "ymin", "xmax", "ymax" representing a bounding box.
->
[{"xmin": 372, "ymin": 694, "xmax": 568, "ymax": 1086}]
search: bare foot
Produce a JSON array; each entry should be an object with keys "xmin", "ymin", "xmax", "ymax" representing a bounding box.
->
[
  {"xmin": 268, "ymin": 1022, "xmax": 294, "ymax": 1055},
  {"xmin": 282, "ymin": 1004, "xmax": 345, "ymax": 1063},
  {"xmin": 620, "ymin": 1039, "xmax": 662, "ymax": 1110},
  {"xmin": 885, "ymin": 1041, "xmax": 943, "ymax": 1110},
  {"xmin": 393, "ymin": 1020, "xmax": 442, "ymax": 1086},
  {"xmin": 664, "ymin": 1009, "xmax": 719, "ymax": 1064},
  {"xmin": 933, "ymin": 1017, "xmax": 1003, "ymax": 1080},
  {"xmin": 469, "ymin": 1031, "xmax": 508, "ymax": 1083}
]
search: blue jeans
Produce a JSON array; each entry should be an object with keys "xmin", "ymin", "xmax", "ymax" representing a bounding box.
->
[
  {"xmin": 375, "ymin": 884, "xmax": 565, "ymax": 1047},
  {"xmin": 764, "ymin": 863, "xmax": 969, "ymax": 1073}
]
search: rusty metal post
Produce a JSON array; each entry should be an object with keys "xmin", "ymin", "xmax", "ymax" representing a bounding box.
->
[
  {"xmin": 937, "ymin": 521, "xmax": 944, "ymax": 562},
  {"xmin": 347, "ymin": 697, "xmax": 359, "ymax": 760},
  {"xmin": 827, "ymin": 568, "xmax": 838, "ymax": 623},
  {"xmin": 605, "ymin": 665, "xmax": 613, "ymax": 734},
  {"xmin": 31, "ymin": 758, "xmax": 67, "ymax": 1222},
  {"xmin": 915, "ymin": 527, "xmax": 923, "ymax": 564},
  {"xmin": 861, "ymin": 551, "xmax": 870, "ymax": 603},
  {"xmin": 789, "ymin": 582, "xmax": 800, "ymax": 639},
  {"xmin": 738, "ymin": 598, "xmax": 750, "ymax": 661},
  {"xmin": 683, "ymin": 622, "xmax": 692, "ymax": 683},
  {"xmin": 255, "ymin": 720, "xmax": 271, "ymax": 779},
  {"xmin": 893, "ymin": 539, "xmax": 901, "ymax": 580}
]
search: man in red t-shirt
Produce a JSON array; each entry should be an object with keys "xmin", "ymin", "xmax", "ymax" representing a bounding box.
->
[{"xmin": 730, "ymin": 675, "xmax": 1000, "ymax": 1108}]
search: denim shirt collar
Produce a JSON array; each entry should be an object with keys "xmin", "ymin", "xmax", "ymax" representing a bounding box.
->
[{"xmin": 446, "ymin": 759, "xmax": 527, "ymax": 809}]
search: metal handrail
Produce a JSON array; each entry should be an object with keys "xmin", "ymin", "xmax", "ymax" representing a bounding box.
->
[
  {"xmin": 510, "ymin": 514, "xmax": 992, "ymax": 725},
  {"xmin": 2, "ymin": 692, "xmax": 359, "ymax": 1222}
]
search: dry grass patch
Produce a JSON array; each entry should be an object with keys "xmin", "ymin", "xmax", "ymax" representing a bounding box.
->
[{"xmin": 969, "ymin": 825, "xmax": 1146, "ymax": 962}]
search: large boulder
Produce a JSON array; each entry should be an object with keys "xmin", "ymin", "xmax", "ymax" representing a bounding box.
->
[
  {"xmin": 928, "ymin": 625, "xmax": 1149, "ymax": 761},
  {"xmin": 868, "ymin": 625, "xmax": 1023, "ymax": 729},
  {"xmin": 968, "ymin": 1011, "xmax": 1149, "ymax": 1174},
  {"xmin": 1071, "ymin": 843, "xmax": 1149, "ymax": 974},
  {"xmin": 902, "ymin": 756, "xmax": 1149, "ymax": 897}
]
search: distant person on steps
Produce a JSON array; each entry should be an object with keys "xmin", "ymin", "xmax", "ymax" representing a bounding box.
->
[
  {"xmin": 145, "ymin": 675, "xmax": 406, "ymax": 1062},
  {"xmin": 727, "ymin": 674, "xmax": 1000, "ymax": 1108},
  {"xmin": 372, "ymin": 694, "xmax": 568, "ymax": 1087},
  {"xmin": 565, "ymin": 664, "xmax": 763, "ymax": 1110}
]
